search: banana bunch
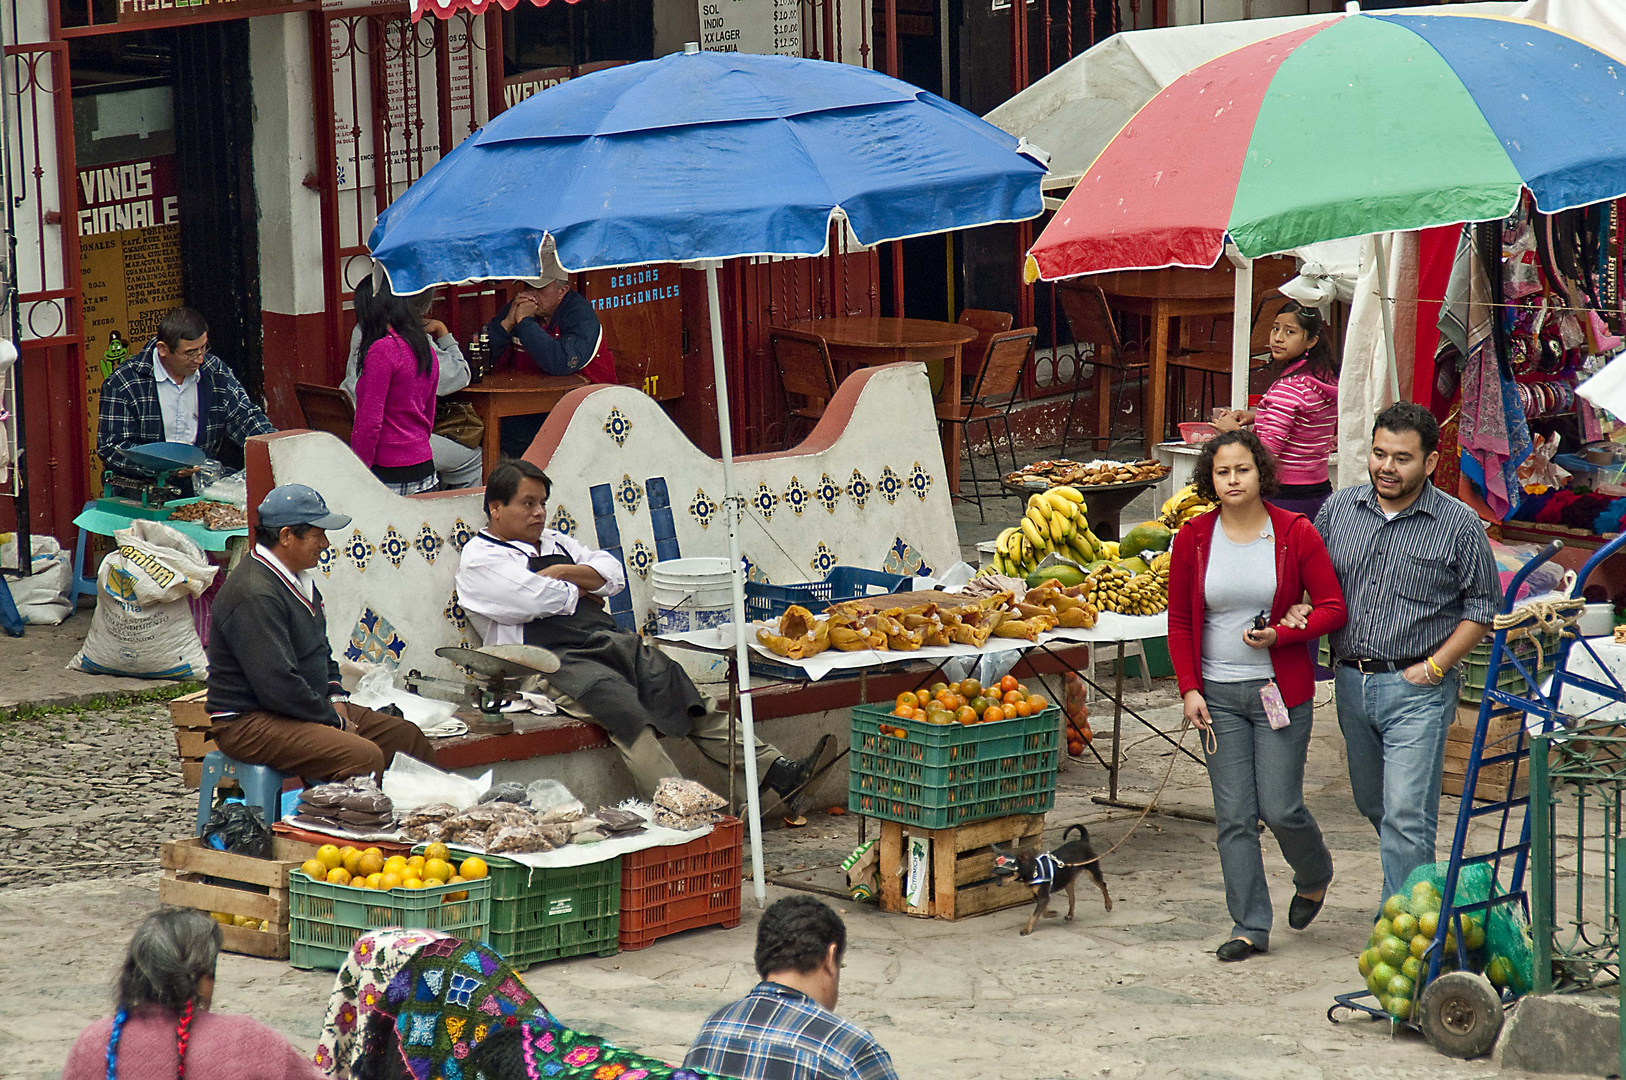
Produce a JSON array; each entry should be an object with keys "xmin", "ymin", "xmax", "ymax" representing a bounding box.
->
[
  {"xmin": 1086, "ymin": 564, "xmax": 1168, "ymax": 616},
  {"xmin": 1148, "ymin": 550, "xmax": 1172, "ymax": 581},
  {"xmin": 1160, "ymin": 484, "xmax": 1217, "ymax": 531},
  {"xmin": 990, "ymin": 486, "xmax": 1102, "ymax": 577}
]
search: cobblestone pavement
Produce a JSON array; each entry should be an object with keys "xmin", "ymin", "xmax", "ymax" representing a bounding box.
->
[{"xmin": 0, "ymin": 702, "xmax": 194, "ymax": 888}]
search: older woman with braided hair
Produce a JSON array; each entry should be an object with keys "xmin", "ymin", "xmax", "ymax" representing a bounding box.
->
[{"xmin": 62, "ymin": 908, "xmax": 322, "ymax": 1080}]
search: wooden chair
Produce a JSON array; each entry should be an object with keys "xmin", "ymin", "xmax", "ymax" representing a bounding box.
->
[
  {"xmin": 768, "ymin": 329, "xmax": 839, "ymax": 449},
  {"xmin": 957, "ymin": 308, "xmax": 1013, "ymax": 395},
  {"xmin": 936, "ymin": 327, "xmax": 1036, "ymax": 522},
  {"xmin": 295, "ymin": 383, "xmax": 355, "ymax": 444},
  {"xmin": 1055, "ymin": 283, "xmax": 1150, "ymax": 455}
]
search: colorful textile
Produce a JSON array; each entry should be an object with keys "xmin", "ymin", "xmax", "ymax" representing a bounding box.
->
[
  {"xmin": 1027, "ymin": 12, "xmax": 1626, "ymax": 278},
  {"xmin": 685, "ymin": 982, "xmax": 899, "ymax": 1080},
  {"xmin": 314, "ymin": 930, "xmax": 555, "ymax": 1080},
  {"xmin": 492, "ymin": 1021, "xmax": 719, "ymax": 1080}
]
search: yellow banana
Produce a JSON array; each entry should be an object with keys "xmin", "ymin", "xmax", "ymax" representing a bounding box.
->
[
  {"xmin": 996, "ymin": 527, "xmax": 1018, "ymax": 557},
  {"xmin": 1049, "ymin": 513, "xmax": 1069, "ymax": 543},
  {"xmin": 1020, "ymin": 517, "xmax": 1044, "ymax": 550},
  {"xmin": 1027, "ymin": 496, "xmax": 1052, "ymax": 521},
  {"xmin": 1044, "ymin": 491, "xmax": 1077, "ymax": 518},
  {"xmin": 1026, "ymin": 505, "xmax": 1049, "ymax": 531},
  {"xmin": 1052, "ymin": 485, "xmax": 1085, "ymax": 504}
]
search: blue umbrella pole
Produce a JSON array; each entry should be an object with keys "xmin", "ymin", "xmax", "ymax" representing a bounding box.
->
[{"xmin": 705, "ymin": 261, "xmax": 768, "ymax": 907}]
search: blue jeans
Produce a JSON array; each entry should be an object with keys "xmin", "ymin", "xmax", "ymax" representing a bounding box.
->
[
  {"xmin": 1203, "ymin": 679, "xmax": 1333, "ymax": 950},
  {"xmin": 1333, "ymin": 666, "xmax": 1459, "ymax": 904}
]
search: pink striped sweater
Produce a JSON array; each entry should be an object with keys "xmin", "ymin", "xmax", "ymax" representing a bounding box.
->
[{"xmin": 1254, "ymin": 364, "xmax": 1338, "ymax": 486}]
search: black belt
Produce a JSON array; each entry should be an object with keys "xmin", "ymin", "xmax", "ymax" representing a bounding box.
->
[{"xmin": 1334, "ymin": 656, "xmax": 1426, "ymax": 674}]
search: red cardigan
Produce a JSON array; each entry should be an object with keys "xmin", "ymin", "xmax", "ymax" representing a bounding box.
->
[{"xmin": 1166, "ymin": 504, "xmax": 1347, "ymax": 708}]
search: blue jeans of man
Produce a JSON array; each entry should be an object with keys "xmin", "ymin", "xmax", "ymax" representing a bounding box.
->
[
  {"xmin": 1334, "ymin": 666, "xmax": 1459, "ymax": 904},
  {"xmin": 1203, "ymin": 678, "xmax": 1333, "ymax": 950}
]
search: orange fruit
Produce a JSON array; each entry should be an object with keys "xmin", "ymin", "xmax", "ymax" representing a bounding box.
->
[
  {"xmin": 424, "ymin": 842, "xmax": 451, "ymax": 863},
  {"xmin": 1002, "ymin": 703, "xmax": 1019, "ymax": 720},
  {"xmin": 316, "ymin": 845, "xmax": 342, "ymax": 871},
  {"xmin": 1003, "ymin": 689, "xmax": 1024, "ymax": 705},
  {"xmin": 955, "ymin": 705, "xmax": 978, "ymax": 725},
  {"xmin": 459, "ymin": 856, "xmax": 489, "ymax": 880},
  {"xmin": 423, "ymin": 858, "xmax": 453, "ymax": 883},
  {"xmin": 300, "ymin": 858, "xmax": 326, "ymax": 880},
  {"xmin": 357, "ymin": 850, "xmax": 385, "ymax": 877},
  {"xmin": 380, "ymin": 873, "xmax": 403, "ymax": 891},
  {"xmin": 896, "ymin": 691, "xmax": 918, "ymax": 711},
  {"xmin": 930, "ymin": 681, "xmax": 948, "ymax": 696},
  {"xmin": 402, "ymin": 877, "xmax": 427, "ymax": 889},
  {"xmin": 339, "ymin": 846, "xmax": 362, "ymax": 873},
  {"xmin": 999, "ymin": 675, "xmax": 1019, "ymax": 694},
  {"xmin": 383, "ymin": 855, "xmax": 408, "ymax": 875},
  {"xmin": 326, "ymin": 867, "xmax": 352, "ymax": 886},
  {"xmin": 1027, "ymin": 694, "xmax": 1048, "ymax": 711},
  {"xmin": 1014, "ymin": 701, "xmax": 1032, "ymax": 717},
  {"xmin": 983, "ymin": 706, "xmax": 1004, "ymax": 724},
  {"xmin": 406, "ymin": 855, "xmax": 426, "ymax": 872},
  {"xmin": 958, "ymin": 678, "xmax": 982, "ymax": 698},
  {"xmin": 364, "ymin": 873, "xmax": 385, "ymax": 890}
]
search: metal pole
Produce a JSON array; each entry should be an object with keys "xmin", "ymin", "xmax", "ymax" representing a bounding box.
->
[
  {"xmin": 705, "ymin": 260, "xmax": 767, "ymax": 906},
  {"xmin": 1225, "ymin": 243, "xmax": 1252, "ymax": 412}
]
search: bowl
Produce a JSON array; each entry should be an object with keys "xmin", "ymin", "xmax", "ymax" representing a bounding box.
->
[{"xmin": 1178, "ymin": 422, "xmax": 1219, "ymax": 444}]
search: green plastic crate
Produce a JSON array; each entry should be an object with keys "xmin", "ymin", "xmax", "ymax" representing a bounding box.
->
[
  {"xmin": 288, "ymin": 870, "xmax": 490, "ymax": 971},
  {"xmin": 1460, "ymin": 629, "xmax": 1561, "ymax": 705},
  {"xmin": 848, "ymin": 702, "xmax": 1059, "ymax": 828},
  {"xmin": 422, "ymin": 846, "xmax": 621, "ymax": 968}
]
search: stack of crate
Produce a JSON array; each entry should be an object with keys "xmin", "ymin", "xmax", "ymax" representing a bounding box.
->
[
  {"xmin": 170, "ymin": 689, "xmax": 214, "ymax": 789},
  {"xmin": 1443, "ymin": 704, "xmax": 1530, "ymax": 801}
]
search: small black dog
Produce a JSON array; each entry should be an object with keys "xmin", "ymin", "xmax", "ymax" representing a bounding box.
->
[{"xmin": 993, "ymin": 824, "xmax": 1111, "ymax": 936}]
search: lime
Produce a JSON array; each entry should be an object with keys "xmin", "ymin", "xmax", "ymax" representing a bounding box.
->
[
  {"xmin": 1389, "ymin": 997, "xmax": 1413, "ymax": 1021},
  {"xmin": 1377, "ymin": 994, "xmax": 1395, "ymax": 1017},
  {"xmin": 1444, "ymin": 931, "xmax": 1458, "ymax": 955},
  {"xmin": 1486, "ymin": 956, "xmax": 1513, "ymax": 988},
  {"xmin": 1417, "ymin": 911, "xmax": 1440, "ymax": 939},
  {"xmin": 1386, "ymin": 974, "xmax": 1415, "ymax": 1000},
  {"xmin": 1412, "ymin": 881, "xmax": 1440, "ymax": 906},
  {"xmin": 1372, "ymin": 918, "xmax": 1394, "ymax": 944},
  {"xmin": 1465, "ymin": 921, "xmax": 1486, "ymax": 951},
  {"xmin": 1411, "ymin": 934, "xmax": 1430, "ymax": 960},
  {"xmin": 1412, "ymin": 894, "xmax": 1441, "ymax": 916},
  {"xmin": 1378, "ymin": 936, "xmax": 1410, "ymax": 967},
  {"xmin": 1357, "ymin": 949, "xmax": 1376, "ymax": 978},
  {"xmin": 1368, "ymin": 971, "xmax": 1388, "ymax": 997},
  {"xmin": 1391, "ymin": 913, "xmax": 1419, "ymax": 941},
  {"xmin": 1401, "ymin": 956, "xmax": 1422, "ymax": 981},
  {"xmin": 1382, "ymin": 894, "xmax": 1411, "ymax": 920},
  {"xmin": 1370, "ymin": 961, "xmax": 1399, "ymax": 989}
]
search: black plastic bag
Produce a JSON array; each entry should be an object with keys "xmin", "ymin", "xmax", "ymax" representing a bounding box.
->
[{"xmin": 202, "ymin": 801, "xmax": 272, "ymax": 859}]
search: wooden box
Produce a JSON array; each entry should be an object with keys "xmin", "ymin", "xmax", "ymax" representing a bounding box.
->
[
  {"xmin": 1442, "ymin": 706, "xmax": 1529, "ymax": 801},
  {"xmin": 170, "ymin": 690, "xmax": 214, "ymax": 790},
  {"xmin": 878, "ymin": 813, "xmax": 1045, "ymax": 920},
  {"xmin": 158, "ymin": 836, "xmax": 317, "ymax": 960}
]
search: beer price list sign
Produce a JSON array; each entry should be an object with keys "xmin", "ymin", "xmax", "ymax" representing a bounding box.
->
[{"xmin": 697, "ymin": 0, "xmax": 801, "ymax": 56}]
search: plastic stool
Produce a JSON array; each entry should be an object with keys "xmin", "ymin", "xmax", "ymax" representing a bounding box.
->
[
  {"xmin": 68, "ymin": 501, "xmax": 99, "ymax": 614},
  {"xmin": 196, "ymin": 751, "xmax": 296, "ymax": 836}
]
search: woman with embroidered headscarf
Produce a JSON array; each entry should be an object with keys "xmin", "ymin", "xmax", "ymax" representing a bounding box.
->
[
  {"xmin": 61, "ymin": 907, "xmax": 322, "ymax": 1080},
  {"xmin": 315, "ymin": 930, "xmax": 716, "ymax": 1080}
]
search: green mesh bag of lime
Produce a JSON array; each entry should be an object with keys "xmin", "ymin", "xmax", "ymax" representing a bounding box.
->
[{"xmin": 1355, "ymin": 862, "xmax": 1535, "ymax": 1021}]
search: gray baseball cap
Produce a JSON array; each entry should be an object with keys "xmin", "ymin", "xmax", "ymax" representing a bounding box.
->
[{"xmin": 257, "ymin": 484, "xmax": 351, "ymax": 531}]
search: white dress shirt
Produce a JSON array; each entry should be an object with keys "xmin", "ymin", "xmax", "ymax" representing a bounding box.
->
[
  {"xmin": 454, "ymin": 529, "xmax": 625, "ymax": 646},
  {"xmin": 153, "ymin": 350, "xmax": 200, "ymax": 444}
]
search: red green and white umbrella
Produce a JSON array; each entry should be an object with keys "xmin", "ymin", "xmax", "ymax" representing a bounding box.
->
[{"xmin": 1027, "ymin": 10, "xmax": 1626, "ymax": 281}]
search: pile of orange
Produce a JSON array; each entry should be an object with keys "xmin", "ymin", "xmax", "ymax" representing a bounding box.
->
[
  {"xmin": 892, "ymin": 675, "xmax": 1048, "ymax": 726},
  {"xmin": 297, "ymin": 842, "xmax": 489, "ymax": 903}
]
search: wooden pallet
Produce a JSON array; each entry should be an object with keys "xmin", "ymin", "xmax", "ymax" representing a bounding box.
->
[
  {"xmin": 1442, "ymin": 706, "xmax": 1529, "ymax": 801},
  {"xmin": 171, "ymin": 690, "xmax": 215, "ymax": 789},
  {"xmin": 878, "ymin": 813, "xmax": 1045, "ymax": 920},
  {"xmin": 158, "ymin": 837, "xmax": 316, "ymax": 959}
]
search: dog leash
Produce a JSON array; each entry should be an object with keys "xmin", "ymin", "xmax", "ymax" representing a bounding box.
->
[{"xmin": 1088, "ymin": 717, "xmax": 1215, "ymax": 864}]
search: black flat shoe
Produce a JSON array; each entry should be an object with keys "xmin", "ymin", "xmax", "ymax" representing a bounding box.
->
[
  {"xmin": 1216, "ymin": 938, "xmax": 1262, "ymax": 962},
  {"xmin": 1289, "ymin": 881, "xmax": 1332, "ymax": 931}
]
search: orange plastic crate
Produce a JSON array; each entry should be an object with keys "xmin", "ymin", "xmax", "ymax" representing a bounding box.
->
[{"xmin": 619, "ymin": 816, "xmax": 743, "ymax": 951}]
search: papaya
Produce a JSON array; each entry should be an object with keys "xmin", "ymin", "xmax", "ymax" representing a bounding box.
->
[
  {"xmin": 1120, "ymin": 522, "xmax": 1173, "ymax": 560},
  {"xmin": 1117, "ymin": 557, "xmax": 1150, "ymax": 576},
  {"xmin": 1026, "ymin": 564, "xmax": 1087, "ymax": 589}
]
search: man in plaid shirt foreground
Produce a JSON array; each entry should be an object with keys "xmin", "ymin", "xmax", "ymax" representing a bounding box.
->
[
  {"xmin": 96, "ymin": 306, "xmax": 274, "ymax": 493},
  {"xmin": 685, "ymin": 896, "xmax": 898, "ymax": 1080}
]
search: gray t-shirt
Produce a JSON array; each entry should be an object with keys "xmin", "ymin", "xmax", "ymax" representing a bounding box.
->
[{"xmin": 1201, "ymin": 525, "xmax": 1277, "ymax": 683}]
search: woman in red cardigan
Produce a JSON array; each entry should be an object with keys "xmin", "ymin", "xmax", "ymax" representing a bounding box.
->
[{"xmin": 1167, "ymin": 429, "xmax": 1347, "ymax": 962}]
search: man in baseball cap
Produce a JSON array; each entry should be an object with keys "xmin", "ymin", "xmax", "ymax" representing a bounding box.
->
[{"xmin": 202, "ymin": 483, "xmax": 437, "ymax": 783}]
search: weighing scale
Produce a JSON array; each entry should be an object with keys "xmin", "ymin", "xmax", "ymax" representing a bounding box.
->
[
  {"xmin": 405, "ymin": 644, "xmax": 561, "ymax": 736},
  {"xmin": 101, "ymin": 441, "xmax": 207, "ymax": 514}
]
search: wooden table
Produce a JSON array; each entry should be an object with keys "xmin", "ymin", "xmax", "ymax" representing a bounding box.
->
[
  {"xmin": 455, "ymin": 371, "xmax": 589, "ymax": 478},
  {"xmin": 1094, "ymin": 268, "xmax": 1237, "ymax": 456},
  {"xmin": 789, "ymin": 317, "xmax": 979, "ymax": 493}
]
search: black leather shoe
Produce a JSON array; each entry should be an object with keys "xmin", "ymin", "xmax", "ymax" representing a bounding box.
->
[
  {"xmin": 1216, "ymin": 938, "xmax": 1262, "ymax": 962},
  {"xmin": 1288, "ymin": 890, "xmax": 1329, "ymax": 931},
  {"xmin": 763, "ymin": 734, "xmax": 834, "ymax": 797}
]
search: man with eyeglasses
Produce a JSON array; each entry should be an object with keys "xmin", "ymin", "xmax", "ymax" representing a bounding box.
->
[{"xmin": 96, "ymin": 306, "xmax": 274, "ymax": 494}]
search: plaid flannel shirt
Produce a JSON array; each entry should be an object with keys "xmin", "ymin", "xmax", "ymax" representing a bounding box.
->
[
  {"xmin": 96, "ymin": 339, "xmax": 274, "ymax": 485},
  {"xmin": 684, "ymin": 982, "xmax": 899, "ymax": 1080}
]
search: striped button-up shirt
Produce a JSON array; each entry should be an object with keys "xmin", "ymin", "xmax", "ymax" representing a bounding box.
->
[
  {"xmin": 685, "ymin": 982, "xmax": 899, "ymax": 1080},
  {"xmin": 1314, "ymin": 481, "xmax": 1501, "ymax": 662}
]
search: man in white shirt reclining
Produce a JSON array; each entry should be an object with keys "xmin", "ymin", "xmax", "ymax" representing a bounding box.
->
[{"xmin": 454, "ymin": 459, "xmax": 829, "ymax": 801}]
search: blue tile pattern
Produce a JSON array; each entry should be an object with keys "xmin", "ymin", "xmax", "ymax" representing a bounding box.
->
[
  {"xmin": 908, "ymin": 462, "xmax": 933, "ymax": 501},
  {"xmin": 617, "ymin": 473, "xmax": 644, "ymax": 516},
  {"xmin": 783, "ymin": 476, "xmax": 811, "ymax": 517},
  {"xmin": 317, "ymin": 544, "xmax": 338, "ymax": 577},
  {"xmin": 647, "ymin": 477, "xmax": 680, "ymax": 561},
  {"xmin": 751, "ymin": 481, "xmax": 779, "ymax": 523},
  {"xmin": 449, "ymin": 518, "xmax": 477, "ymax": 552},
  {"xmin": 882, "ymin": 536, "xmax": 932, "ymax": 577},
  {"xmin": 877, "ymin": 466, "xmax": 903, "ymax": 505},
  {"xmin": 379, "ymin": 526, "xmax": 410, "ymax": 569},
  {"xmin": 814, "ymin": 473, "xmax": 842, "ymax": 514},
  {"xmin": 808, "ymin": 542, "xmax": 838, "ymax": 576},
  {"xmin": 549, "ymin": 505, "xmax": 577, "ymax": 538},
  {"xmin": 414, "ymin": 524, "xmax": 443, "ymax": 565},
  {"xmin": 846, "ymin": 469, "xmax": 872, "ymax": 510},
  {"xmin": 689, "ymin": 488, "xmax": 718, "ymax": 530},
  {"xmin": 590, "ymin": 482, "xmax": 635, "ymax": 631},
  {"xmin": 627, "ymin": 539, "xmax": 655, "ymax": 580},
  {"xmin": 604, "ymin": 407, "xmax": 632, "ymax": 446},
  {"xmin": 343, "ymin": 530, "xmax": 374, "ymax": 573}
]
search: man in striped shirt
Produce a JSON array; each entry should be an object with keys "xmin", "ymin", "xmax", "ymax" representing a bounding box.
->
[
  {"xmin": 1313, "ymin": 403, "xmax": 1500, "ymax": 904},
  {"xmin": 685, "ymin": 897, "xmax": 898, "ymax": 1080}
]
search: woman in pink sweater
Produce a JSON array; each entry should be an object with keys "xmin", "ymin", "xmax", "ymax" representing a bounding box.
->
[
  {"xmin": 62, "ymin": 908, "xmax": 322, "ymax": 1080},
  {"xmin": 351, "ymin": 279, "xmax": 439, "ymax": 495},
  {"xmin": 1216, "ymin": 300, "xmax": 1339, "ymax": 520}
]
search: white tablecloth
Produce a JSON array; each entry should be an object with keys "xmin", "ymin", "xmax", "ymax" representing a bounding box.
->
[
  {"xmin": 661, "ymin": 612, "xmax": 1167, "ymax": 681},
  {"xmin": 1531, "ymin": 636, "xmax": 1626, "ymax": 733}
]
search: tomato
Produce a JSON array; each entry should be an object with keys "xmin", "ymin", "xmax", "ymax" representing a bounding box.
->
[
  {"xmin": 1002, "ymin": 689, "xmax": 1024, "ymax": 705},
  {"xmin": 1027, "ymin": 694, "xmax": 1048, "ymax": 711},
  {"xmin": 999, "ymin": 675, "xmax": 1020, "ymax": 694},
  {"xmin": 896, "ymin": 691, "xmax": 918, "ymax": 710},
  {"xmin": 1002, "ymin": 703, "xmax": 1019, "ymax": 720},
  {"xmin": 958, "ymin": 678, "xmax": 982, "ymax": 698},
  {"xmin": 982, "ymin": 706, "xmax": 1004, "ymax": 724},
  {"xmin": 1014, "ymin": 701, "xmax": 1032, "ymax": 717}
]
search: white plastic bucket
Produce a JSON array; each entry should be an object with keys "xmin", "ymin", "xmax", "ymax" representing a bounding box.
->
[{"xmin": 651, "ymin": 557, "xmax": 736, "ymax": 634}]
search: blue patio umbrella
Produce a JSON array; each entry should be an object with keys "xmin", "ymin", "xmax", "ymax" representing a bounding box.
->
[{"xmin": 368, "ymin": 47, "xmax": 1048, "ymax": 901}]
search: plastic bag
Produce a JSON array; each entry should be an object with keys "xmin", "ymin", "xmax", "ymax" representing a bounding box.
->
[
  {"xmin": 203, "ymin": 801, "xmax": 271, "ymax": 859},
  {"xmin": 525, "ymin": 778, "xmax": 581, "ymax": 815},
  {"xmin": 349, "ymin": 664, "xmax": 463, "ymax": 736},
  {"xmin": 381, "ymin": 754, "xmax": 490, "ymax": 811},
  {"xmin": 70, "ymin": 520, "xmax": 215, "ymax": 678},
  {"xmin": 1401, "ymin": 861, "xmax": 1534, "ymax": 996}
]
